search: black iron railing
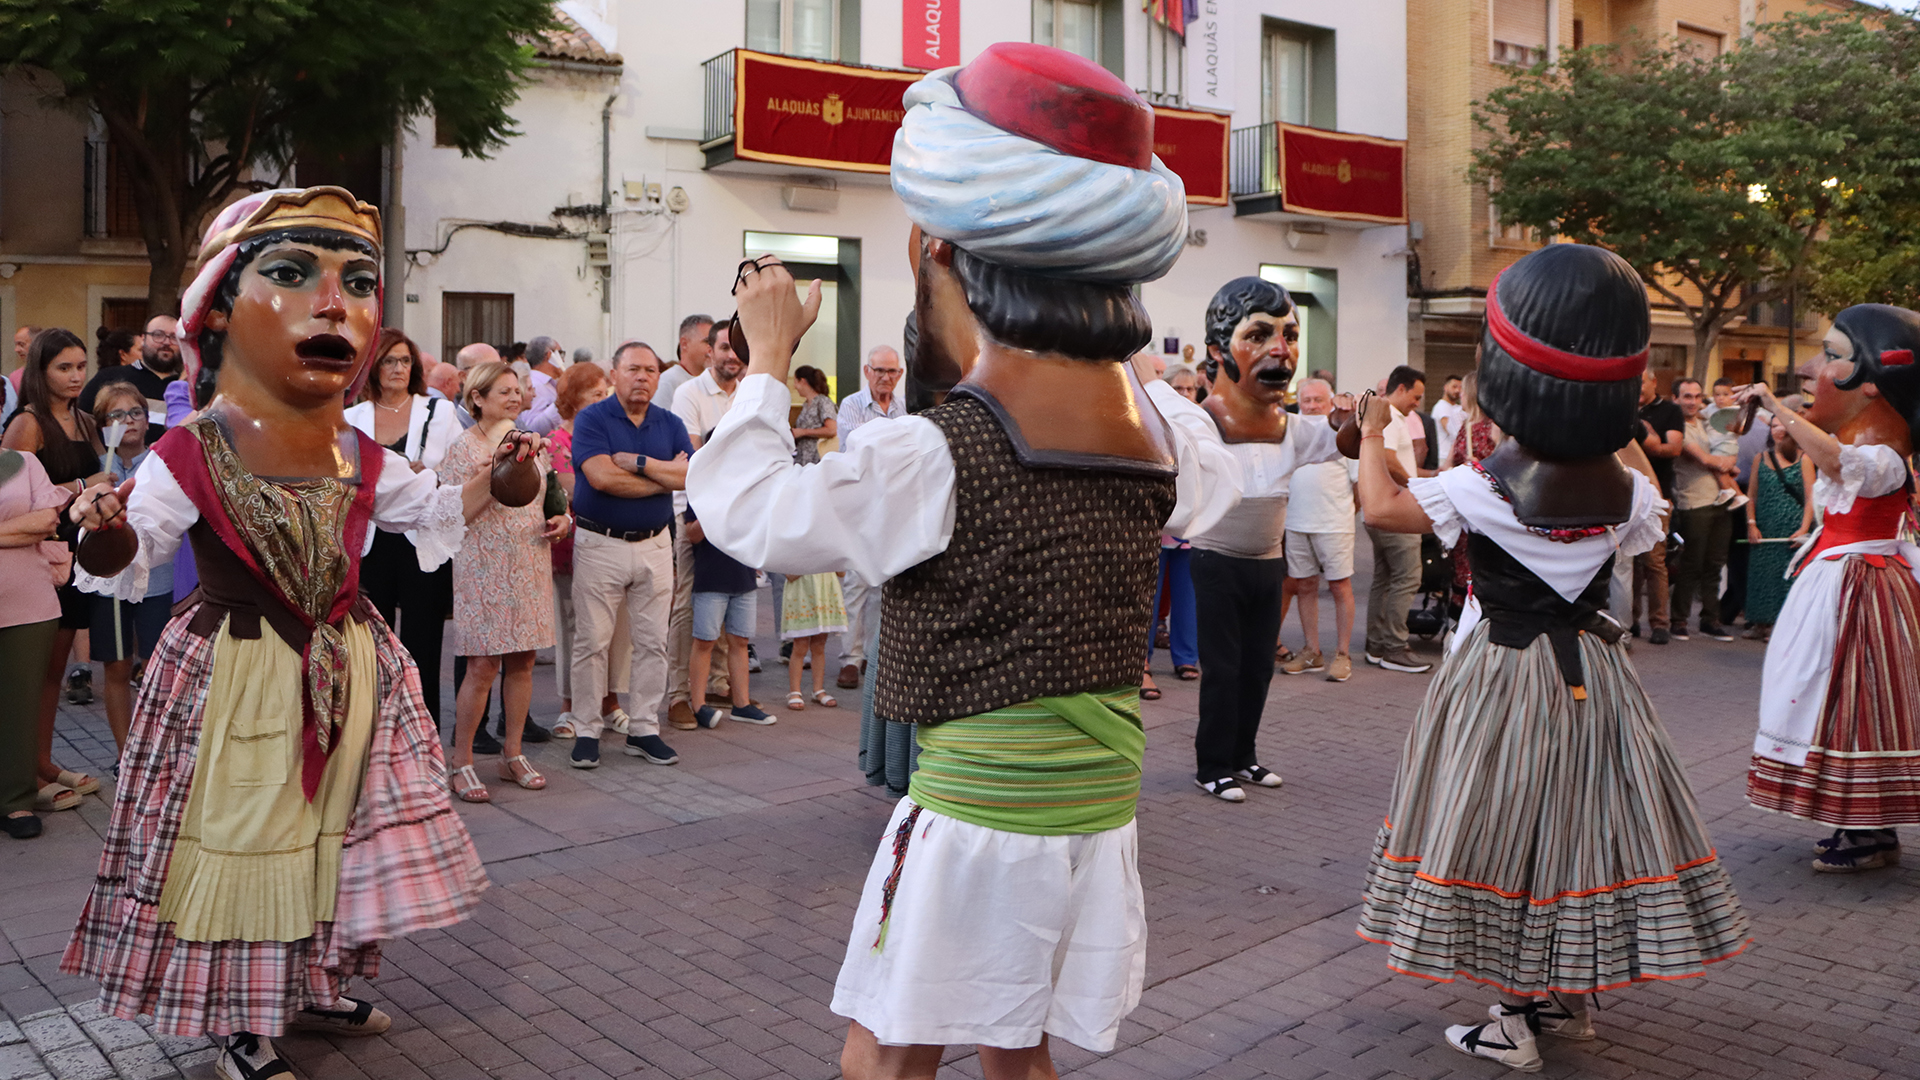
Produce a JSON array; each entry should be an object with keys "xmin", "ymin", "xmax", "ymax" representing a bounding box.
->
[
  {"xmin": 1229, "ymin": 122, "xmax": 1279, "ymax": 198},
  {"xmin": 703, "ymin": 50, "xmax": 737, "ymax": 144}
]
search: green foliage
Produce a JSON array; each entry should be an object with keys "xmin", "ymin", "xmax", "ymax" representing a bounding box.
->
[
  {"xmin": 1472, "ymin": 11, "xmax": 1920, "ymax": 374},
  {"xmin": 0, "ymin": 0, "xmax": 557, "ymax": 306}
]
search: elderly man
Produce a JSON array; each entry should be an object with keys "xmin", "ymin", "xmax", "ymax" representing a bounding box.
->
[
  {"xmin": 521, "ymin": 335, "xmax": 566, "ymax": 433},
  {"xmin": 1280, "ymin": 378, "xmax": 1359, "ymax": 683},
  {"xmin": 664, "ymin": 320, "xmax": 744, "ymax": 729},
  {"xmin": 448, "ymin": 342, "xmax": 500, "ymax": 429},
  {"xmin": 657, "ymin": 314, "xmax": 714, "ymax": 408},
  {"xmin": 688, "ymin": 42, "xmax": 1240, "ymax": 1079},
  {"xmin": 832, "ymin": 344, "xmax": 906, "ymax": 689},
  {"xmin": 79, "ymin": 315, "xmax": 181, "ymax": 443},
  {"xmin": 566, "ymin": 340, "xmax": 694, "ymax": 768}
]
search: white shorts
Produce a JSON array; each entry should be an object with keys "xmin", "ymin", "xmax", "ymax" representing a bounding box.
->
[
  {"xmin": 1285, "ymin": 529, "xmax": 1355, "ymax": 581},
  {"xmin": 830, "ymin": 798, "xmax": 1145, "ymax": 1052}
]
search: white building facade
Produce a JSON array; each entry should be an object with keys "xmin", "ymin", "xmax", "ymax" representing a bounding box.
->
[{"xmin": 396, "ymin": 0, "xmax": 1408, "ymax": 394}]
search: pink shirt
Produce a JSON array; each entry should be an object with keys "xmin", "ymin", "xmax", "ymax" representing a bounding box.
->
[{"xmin": 0, "ymin": 450, "xmax": 70, "ymax": 628}]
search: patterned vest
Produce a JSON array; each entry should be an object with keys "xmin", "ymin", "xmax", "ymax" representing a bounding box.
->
[{"xmin": 873, "ymin": 389, "xmax": 1178, "ymax": 724}]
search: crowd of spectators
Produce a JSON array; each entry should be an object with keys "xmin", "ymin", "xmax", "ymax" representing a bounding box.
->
[{"xmin": 0, "ymin": 305, "xmax": 1844, "ymax": 829}]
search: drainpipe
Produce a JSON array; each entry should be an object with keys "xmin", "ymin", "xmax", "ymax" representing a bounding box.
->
[
  {"xmin": 601, "ymin": 93, "xmax": 617, "ymax": 345},
  {"xmin": 602, "ymin": 94, "xmax": 616, "ymax": 211},
  {"xmin": 384, "ymin": 112, "xmax": 406, "ymax": 330}
]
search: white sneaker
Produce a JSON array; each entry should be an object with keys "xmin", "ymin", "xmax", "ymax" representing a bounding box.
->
[
  {"xmin": 1729, "ymin": 493, "xmax": 1750, "ymax": 510},
  {"xmin": 1488, "ymin": 993, "xmax": 1593, "ymax": 1040},
  {"xmin": 1445, "ymin": 1008, "xmax": 1542, "ymax": 1072},
  {"xmin": 1713, "ymin": 487, "xmax": 1735, "ymax": 506},
  {"xmin": 601, "ymin": 708, "xmax": 631, "ymax": 736}
]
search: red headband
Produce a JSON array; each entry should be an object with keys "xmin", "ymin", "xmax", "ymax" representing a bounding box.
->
[
  {"xmin": 1487, "ymin": 267, "xmax": 1648, "ymax": 382},
  {"xmin": 1882, "ymin": 349, "xmax": 1914, "ymax": 366}
]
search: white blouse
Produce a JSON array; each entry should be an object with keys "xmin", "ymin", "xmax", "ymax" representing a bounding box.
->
[
  {"xmin": 1813, "ymin": 441, "xmax": 1910, "ymax": 515},
  {"xmin": 76, "ymin": 443, "xmax": 465, "ymax": 601},
  {"xmin": 1410, "ymin": 463, "xmax": 1666, "ymax": 651},
  {"xmin": 686, "ymin": 373, "xmax": 1243, "ymax": 584},
  {"xmin": 343, "ymin": 394, "xmax": 464, "ymax": 473}
]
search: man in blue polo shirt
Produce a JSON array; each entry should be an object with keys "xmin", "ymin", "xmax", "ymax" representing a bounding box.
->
[{"xmin": 568, "ymin": 340, "xmax": 694, "ymax": 768}]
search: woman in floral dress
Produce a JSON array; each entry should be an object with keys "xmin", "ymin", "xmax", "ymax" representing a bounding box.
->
[{"xmin": 439, "ymin": 361, "xmax": 568, "ymax": 802}]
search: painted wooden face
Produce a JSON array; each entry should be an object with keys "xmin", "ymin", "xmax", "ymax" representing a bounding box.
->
[
  {"xmin": 222, "ymin": 240, "xmax": 380, "ymax": 407},
  {"xmin": 1211, "ymin": 311, "xmax": 1299, "ymax": 406}
]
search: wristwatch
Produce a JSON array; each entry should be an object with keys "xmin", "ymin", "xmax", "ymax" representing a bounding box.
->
[{"xmin": 631, "ymin": 456, "xmax": 648, "ymax": 476}]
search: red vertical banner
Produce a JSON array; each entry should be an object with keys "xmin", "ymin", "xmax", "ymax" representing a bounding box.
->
[{"xmin": 902, "ymin": 0, "xmax": 959, "ymax": 70}]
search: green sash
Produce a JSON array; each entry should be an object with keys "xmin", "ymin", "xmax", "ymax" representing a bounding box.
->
[{"xmin": 907, "ymin": 686, "xmax": 1144, "ymax": 836}]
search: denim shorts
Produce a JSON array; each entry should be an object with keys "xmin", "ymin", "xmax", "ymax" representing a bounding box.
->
[{"xmin": 692, "ymin": 590, "xmax": 756, "ymax": 642}]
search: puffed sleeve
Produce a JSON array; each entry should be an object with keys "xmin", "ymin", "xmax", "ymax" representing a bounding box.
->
[
  {"xmin": 1615, "ymin": 470, "xmax": 1670, "ymax": 558},
  {"xmin": 1817, "ymin": 441, "xmax": 1911, "ymax": 515},
  {"xmin": 73, "ymin": 451, "xmax": 198, "ymax": 601},
  {"xmin": 687, "ymin": 373, "xmax": 955, "ymax": 581},
  {"xmin": 1144, "ymin": 379, "xmax": 1243, "ymax": 538},
  {"xmin": 372, "ymin": 447, "xmax": 466, "ymax": 571},
  {"xmin": 1409, "ymin": 473, "xmax": 1468, "ymax": 549}
]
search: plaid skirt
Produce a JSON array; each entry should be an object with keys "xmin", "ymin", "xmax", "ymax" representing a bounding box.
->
[
  {"xmin": 1749, "ymin": 556, "xmax": 1920, "ymax": 828},
  {"xmin": 61, "ymin": 608, "xmax": 488, "ymax": 1037},
  {"xmin": 1357, "ymin": 623, "xmax": 1751, "ymax": 995}
]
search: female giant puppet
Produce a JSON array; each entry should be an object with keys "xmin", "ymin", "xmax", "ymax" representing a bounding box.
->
[
  {"xmin": 62, "ymin": 187, "xmax": 498, "ymax": 1080},
  {"xmin": 1352, "ymin": 243, "xmax": 1750, "ymax": 1073},
  {"xmin": 1746, "ymin": 304, "xmax": 1920, "ymax": 872}
]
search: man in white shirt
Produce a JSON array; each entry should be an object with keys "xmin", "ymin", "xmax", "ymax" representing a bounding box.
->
[
  {"xmin": 656, "ymin": 314, "xmax": 714, "ymax": 409},
  {"xmin": 664, "ymin": 321, "xmax": 744, "ymax": 728},
  {"xmin": 1430, "ymin": 374, "xmax": 1466, "ymax": 468},
  {"xmin": 1280, "ymin": 378, "xmax": 1360, "ymax": 683},
  {"xmin": 832, "ymin": 345, "xmax": 906, "ymax": 689},
  {"xmin": 1365, "ymin": 365, "xmax": 1432, "ymax": 674}
]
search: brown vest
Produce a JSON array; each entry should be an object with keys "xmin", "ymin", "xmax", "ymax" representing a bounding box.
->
[{"xmin": 873, "ymin": 389, "xmax": 1177, "ymax": 724}]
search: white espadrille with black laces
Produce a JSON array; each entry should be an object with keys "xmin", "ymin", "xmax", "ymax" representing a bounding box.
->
[
  {"xmin": 1487, "ymin": 992, "xmax": 1593, "ymax": 1040},
  {"xmin": 217, "ymin": 1033, "xmax": 290, "ymax": 1080},
  {"xmin": 1445, "ymin": 1001, "xmax": 1543, "ymax": 1072},
  {"xmin": 290, "ymin": 995, "xmax": 392, "ymax": 1036}
]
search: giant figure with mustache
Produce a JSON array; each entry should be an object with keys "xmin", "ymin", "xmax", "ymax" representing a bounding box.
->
[
  {"xmin": 687, "ymin": 43, "xmax": 1243, "ymax": 1080},
  {"xmin": 59, "ymin": 187, "xmax": 522, "ymax": 1080},
  {"xmin": 1183, "ymin": 276, "xmax": 1355, "ymax": 802}
]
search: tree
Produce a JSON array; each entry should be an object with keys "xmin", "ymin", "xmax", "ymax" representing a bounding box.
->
[
  {"xmin": 0, "ymin": 0, "xmax": 557, "ymax": 316},
  {"xmin": 1472, "ymin": 12, "xmax": 1920, "ymax": 381}
]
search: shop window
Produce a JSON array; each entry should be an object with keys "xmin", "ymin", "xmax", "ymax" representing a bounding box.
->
[
  {"xmin": 1491, "ymin": 0, "xmax": 1547, "ymax": 66},
  {"xmin": 442, "ymin": 293, "xmax": 515, "ymax": 361}
]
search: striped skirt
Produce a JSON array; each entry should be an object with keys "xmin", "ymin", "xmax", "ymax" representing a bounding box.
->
[
  {"xmin": 1358, "ymin": 624, "xmax": 1750, "ymax": 995},
  {"xmin": 1749, "ymin": 556, "xmax": 1920, "ymax": 828}
]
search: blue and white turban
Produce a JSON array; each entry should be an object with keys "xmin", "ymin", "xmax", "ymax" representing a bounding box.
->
[{"xmin": 891, "ymin": 69, "xmax": 1189, "ymax": 285}]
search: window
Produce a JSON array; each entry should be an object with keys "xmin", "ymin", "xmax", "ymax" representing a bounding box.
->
[
  {"xmin": 442, "ymin": 293, "xmax": 515, "ymax": 362},
  {"xmin": 434, "ymin": 110, "xmax": 458, "ymax": 148},
  {"xmin": 1677, "ymin": 25, "xmax": 1724, "ymax": 57},
  {"xmin": 1033, "ymin": 0, "xmax": 1101, "ymax": 63},
  {"xmin": 1142, "ymin": 15, "xmax": 1184, "ymax": 105},
  {"xmin": 748, "ymin": 0, "xmax": 839, "ymax": 60},
  {"xmin": 1261, "ymin": 21, "xmax": 1334, "ymax": 129},
  {"xmin": 1491, "ymin": 0, "xmax": 1547, "ymax": 66},
  {"xmin": 1488, "ymin": 190, "xmax": 1540, "ymax": 248},
  {"xmin": 83, "ymin": 131, "xmax": 141, "ymax": 240},
  {"xmin": 101, "ymin": 298, "xmax": 147, "ymax": 333}
]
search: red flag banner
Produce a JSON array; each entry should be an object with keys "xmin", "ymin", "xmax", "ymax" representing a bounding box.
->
[
  {"xmin": 734, "ymin": 51, "xmax": 923, "ymax": 174},
  {"xmin": 902, "ymin": 0, "xmax": 960, "ymax": 70},
  {"xmin": 1151, "ymin": 106, "xmax": 1229, "ymax": 206},
  {"xmin": 1276, "ymin": 122, "xmax": 1407, "ymax": 224}
]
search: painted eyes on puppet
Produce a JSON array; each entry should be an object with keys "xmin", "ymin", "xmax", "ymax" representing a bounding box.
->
[
  {"xmin": 255, "ymin": 253, "xmax": 378, "ymax": 298},
  {"xmin": 258, "ymin": 256, "xmax": 314, "ymax": 287},
  {"xmin": 342, "ymin": 267, "xmax": 378, "ymax": 297}
]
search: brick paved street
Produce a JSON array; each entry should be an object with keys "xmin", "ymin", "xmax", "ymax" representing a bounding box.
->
[{"xmin": 3, "ymin": 562, "xmax": 1917, "ymax": 1080}]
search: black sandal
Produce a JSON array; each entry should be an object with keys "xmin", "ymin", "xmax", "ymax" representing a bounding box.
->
[
  {"xmin": 1175, "ymin": 664, "xmax": 1199, "ymax": 680},
  {"xmin": 1141, "ymin": 677, "xmax": 1162, "ymax": 701}
]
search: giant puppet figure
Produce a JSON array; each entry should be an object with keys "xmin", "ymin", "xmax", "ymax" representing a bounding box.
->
[
  {"xmin": 1185, "ymin": 277, "xmax": 1351, "ymax": 801},
  {"xmin": 687, "ymin": 43, "xmax": 1240, "ymax": 1079},
  {"xmin": 61, "ymin": 187, "xmax": 520, "ymax": 1080},
  {"xmin": 1351, "ymin": 244, "xmax": 1749, "ymax": 1073},
  {"xmin": 1745, "ymin": 304, "xmax": 1920, "ymax": 872}
]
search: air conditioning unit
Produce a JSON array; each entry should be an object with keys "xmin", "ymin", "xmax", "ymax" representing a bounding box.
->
[
  {"xmin": 585, "ymin": 233, "xmax": 611, "ymax": 267},
  {"xmin": 782, "ymin": 184, "xmax": 840, "ymax": 213}
]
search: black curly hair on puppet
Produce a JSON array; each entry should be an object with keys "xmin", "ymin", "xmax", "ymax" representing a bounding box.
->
[
  {"xmin": 1476, "ymin": 244, "xmax": 1649, "ymax": 460},
  {"xmin": 1203, "ymin": 277, "xmax": 1293, "ymax": 385},
  {"xmin": 1829, "ymin": 303, "xmax": 1920, "ymax": 443}
]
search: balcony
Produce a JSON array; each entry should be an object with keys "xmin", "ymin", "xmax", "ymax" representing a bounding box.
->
[
  {"xmin": 1230, "ymin": 121, "xmax": 1408, "ymax": 228},
  {"xmin": 699, "ymin": 49, "xmax": 918, "ymax": 187}
]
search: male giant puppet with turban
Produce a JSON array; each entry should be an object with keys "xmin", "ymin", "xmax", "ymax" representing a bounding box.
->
[{"xmin": 688, "ymin": 44, "xmax": 1241, "ymax": 1078}]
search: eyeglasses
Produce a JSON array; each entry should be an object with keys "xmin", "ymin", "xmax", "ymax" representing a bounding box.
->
[
  {"xmin": 102, "ymin": 408, "xmax": 145, "ymax": 424},
  {"xmin": 867, "ymin": 368, "xmax": 903, "ymax": 377},
  {"xmin": 145, "ymin": 330, "xmax": 177, "ymax": 341}
]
